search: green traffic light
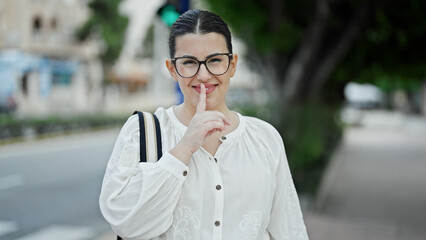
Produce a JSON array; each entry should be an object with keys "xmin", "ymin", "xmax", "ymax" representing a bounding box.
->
[{"xmin": 160, "ymin": 5, "xmax": 180, "ymax": 27}]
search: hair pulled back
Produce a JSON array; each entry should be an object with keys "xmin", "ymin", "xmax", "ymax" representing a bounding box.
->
[{"xmin": 169, "ymin": 9, "xmax": 233, "ymax": 59}]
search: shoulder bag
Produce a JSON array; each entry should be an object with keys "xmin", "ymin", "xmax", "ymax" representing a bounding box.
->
[{"xmin": 116, "ymin": 111, "xmax": 163, "ymax": 240}]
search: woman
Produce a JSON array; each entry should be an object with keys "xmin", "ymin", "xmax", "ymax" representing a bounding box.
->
[{"xmin": 100, "ymin": 9, "xmax": 309, "ymax": 240}]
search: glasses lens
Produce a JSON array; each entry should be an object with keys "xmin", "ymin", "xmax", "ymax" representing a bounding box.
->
[
  {"xmin": 175, "ymin": 58, "xmax": 199, "ymax": 78},
  {"xmin": 174, "ymin": 54, "xmax": 231, "ymax": 78},
  {"xmin": 206, "ymin": 55, "xmax": 230, "ymax": 75}
]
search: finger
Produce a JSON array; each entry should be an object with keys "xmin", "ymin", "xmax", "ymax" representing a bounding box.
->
[
  {"xmin": 201, "ymin": 111, "xmax": 231, "ymax": 126},
  {"xmin": 207, "ymin": 128, "xmax": 224, "ymax": 136},
  {"xmin": 196, "ymin": 83, "xmax": 206, "ymax": 113},
  {"xmin": 204, "ymin": 122, "xmax": 227, "ymax": 134},
  {"xmin": 223, "ymin": 118, "xmax": 231, "ymax": 126},
  {"xmin": 211, "ymin": 111, "xmax": 231, "ymax": 126}
]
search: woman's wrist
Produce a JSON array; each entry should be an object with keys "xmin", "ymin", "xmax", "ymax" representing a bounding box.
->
[{"xmin": 169, "ymin": 140, "xmax": 195, "ymax": 165}]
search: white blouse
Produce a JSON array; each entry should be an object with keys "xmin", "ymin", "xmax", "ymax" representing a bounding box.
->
[{"xmin": 99, "ymin": 106, "xmax": 309, "ymax": 240}]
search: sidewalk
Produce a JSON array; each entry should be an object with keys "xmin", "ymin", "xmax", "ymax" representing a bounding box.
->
[{"xmin": 305, "ymin": 110, "xmax": 426, "ymax": 240}]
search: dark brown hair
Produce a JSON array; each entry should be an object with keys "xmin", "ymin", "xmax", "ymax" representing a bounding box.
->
[{"xmin": 168, "ymin": 9, "xmax": 233, "ymax": 58}]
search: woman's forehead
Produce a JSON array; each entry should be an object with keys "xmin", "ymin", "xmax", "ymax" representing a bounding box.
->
[{"xmin": 174, "ymin": 33, "xmax": 228, "ymax": 57}]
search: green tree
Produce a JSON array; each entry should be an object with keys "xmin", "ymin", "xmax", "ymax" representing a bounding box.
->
[
  {"xmin": 204, "ymin": 0, "xmax": 426, "ymax": 104},
  {"xmin": 333, "ymin": 0, "xmax": 426, "ymax": 97},
  {"xmin": 76, "ymin": 0, "xmax": 128, "ymax": 64}
]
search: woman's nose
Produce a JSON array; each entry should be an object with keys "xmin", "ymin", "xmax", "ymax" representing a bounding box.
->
[{"xmin": 197, "ymin": 63, "xmax": 211, "ymax": 81}]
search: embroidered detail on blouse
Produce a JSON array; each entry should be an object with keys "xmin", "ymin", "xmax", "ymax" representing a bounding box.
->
[
  {"xmin": 239, "ymin": 211, "xmax": 263, "ymax": 240},
  {"xmin": 172, "ymin": 206, "xmax": 201, "ymax": 240}
]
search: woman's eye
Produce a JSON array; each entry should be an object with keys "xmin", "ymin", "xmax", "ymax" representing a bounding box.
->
[
  {"xmin": 208, "ymin": 57, "xmax": 222, "ymax": 63},
  {"xmin": 182, "ymin": 59, "xmax": 197, "ymax": 65}
]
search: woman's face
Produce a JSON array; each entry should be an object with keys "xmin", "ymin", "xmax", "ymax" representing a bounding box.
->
[{"xmin": 166, "ymin": 32, "xmax": 238, "ymax": 111}]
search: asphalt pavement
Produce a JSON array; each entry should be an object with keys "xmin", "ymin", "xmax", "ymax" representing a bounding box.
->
[{"xmin": 0, "ymin": 128, "xmax": 121, "ymax": 240}]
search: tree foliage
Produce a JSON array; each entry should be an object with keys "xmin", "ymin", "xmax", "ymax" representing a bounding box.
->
[
  {"xmin": 204, "ymin": 0, "xmax": 426, "ymax": 103},
  {"xmin": 76, "ymin": 0, "xmax": 128, "ymax": 63},
  {"xmin": 333, "ymin": 0, "xmax": 426, "ymax": 93}
]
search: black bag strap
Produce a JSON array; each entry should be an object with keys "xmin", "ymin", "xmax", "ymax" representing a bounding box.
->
[
  {"xmin": 153, "ymin": 113, "xmax": 163, "ymax": 160},
  {"xmin": 117, "ymin": 111, "xmax": 162, "ymax": 240},
  {"xmin": 132, "ymin": 110, "xmax": 163, "ymax": 162},
  {"xmin": 135, "ymin": 111, "xmax": 146, "ymax": 162}
]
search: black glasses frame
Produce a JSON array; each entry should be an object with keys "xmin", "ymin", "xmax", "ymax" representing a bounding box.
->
[{"xmin": 171, "ymin": 53, "xmax": 233, "ymax": 78}]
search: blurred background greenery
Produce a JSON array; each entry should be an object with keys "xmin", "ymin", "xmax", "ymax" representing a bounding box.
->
[{"xmin": 1, "ymin": 0, "xmax": 425, "ymax": 197}]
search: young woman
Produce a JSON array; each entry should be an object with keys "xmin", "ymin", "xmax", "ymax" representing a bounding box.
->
[{"xmin": 100, "ymin": 9, "xmax": 309, "ymax": 240}]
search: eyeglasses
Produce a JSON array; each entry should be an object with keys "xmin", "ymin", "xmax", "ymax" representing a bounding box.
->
[{"xmin": 171, "ymin": 53, "xmax": 233, "ymax": 78}]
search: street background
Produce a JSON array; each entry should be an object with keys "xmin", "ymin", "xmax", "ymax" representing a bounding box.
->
[{"xmin": 1, "ymin": 0, "xmax": 425, "ymax": 239}]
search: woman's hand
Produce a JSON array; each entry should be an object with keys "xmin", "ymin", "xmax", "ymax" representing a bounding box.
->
[{"xmin": 170, "ymin": 84, "xmax": 231, "ymax": 165}]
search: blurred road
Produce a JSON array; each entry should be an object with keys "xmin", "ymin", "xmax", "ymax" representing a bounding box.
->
[
  {"xmin": 0, "ymin": 128, "xmax": 121, "ymax": 240},
  {"xmin": 306, "ymin": 110, "xmax": 426, "ymax": 240}
]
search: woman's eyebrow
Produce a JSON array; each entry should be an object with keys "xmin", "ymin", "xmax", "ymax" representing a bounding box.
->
[
  {"xmin": 178, "ymin": 55, "xmax": 197, "ymax": 59},
  {"xmin": 178, "ymin": 53, "xmax": 225, "ymax": 60},
  {"xmin": 206, "ymin": 53, "xmax": 226, "ymax": 59}
]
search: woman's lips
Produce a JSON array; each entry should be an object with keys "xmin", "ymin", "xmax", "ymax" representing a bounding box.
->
[{"xmin": 193, "ymin": 84, "xmax": 218, "ymax": 94}]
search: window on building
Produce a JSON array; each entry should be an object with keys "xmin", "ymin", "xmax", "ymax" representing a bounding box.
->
[
  {"xmin": 52, "ymin": 72, "xmax": 72, "ymax": 86},
  {"xmin": 32, "ymin": 15, "xmax": 43, "ymax": 42},
  {"xmin": 21, "ymin": 73, "xmax": 29, "ymax": 96},
  {"xmin": 33, "ymin": 16, "xmax": 42, "ymax": 31}
]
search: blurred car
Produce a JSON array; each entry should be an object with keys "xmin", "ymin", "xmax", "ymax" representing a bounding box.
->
[{"xmin": 344, "ymin": 82, "xmax": 385, "ymax": 108}]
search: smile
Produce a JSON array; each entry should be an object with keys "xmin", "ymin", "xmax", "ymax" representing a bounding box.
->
[{"xmin": 192, "ymin": 84, "xmax": 219, "ymax": 94}]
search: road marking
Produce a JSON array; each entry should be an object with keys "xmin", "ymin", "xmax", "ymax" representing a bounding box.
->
[
  {"xmin": 0, "ymin": 174, "xmax": 24, "ymax": 191},
  {"xmin": 0, "ymin": 220, "xmax": 18, "ymax": 237},
  {"xmin": 15, "ymin": 225, "xmax": 95, "ymax": 240}
]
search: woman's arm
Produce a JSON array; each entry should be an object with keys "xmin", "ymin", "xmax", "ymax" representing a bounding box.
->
[
  {"xmin": 267, "ymin": 141, "xmax": 310, "ymax": 240},
  {"xmin": 99, "ymin": 116, "xmax": 188, "ymax": 239}
]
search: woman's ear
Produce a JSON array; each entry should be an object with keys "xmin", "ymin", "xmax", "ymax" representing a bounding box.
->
[
  {"xmin": 229, "ymin": 54, "xmax": 238, "ymax": 77},
  {"xmin": 165, "ymin": 59, "xmax": 178, "ymax": 81}
]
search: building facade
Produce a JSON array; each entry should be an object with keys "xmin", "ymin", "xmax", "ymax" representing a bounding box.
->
[{"xmin": 0, "ymin": 0, "xmax": 103, "ymax": 116}]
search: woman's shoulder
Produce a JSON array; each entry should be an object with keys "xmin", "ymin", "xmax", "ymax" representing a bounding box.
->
[
  {"xmin": 242, "ymin": 115, "xmax": 280, "ymax": 137},
  {"xmin": 154, "ymin": 106, "xmax": 168, "ymax": 119},
  {"xmin": 120, "ymin": 107, "xmax": 169, "ymax": 133},
  {"xmin": 241, "ymin": 115, "xmax": 284, "ymax": 147},
  {"xmin": 240, "ymin": 115, "xmax": 285, "ymax": 164},
  {"xmin": 113, "ymin": 113, "xmax": 140, "ymax": 142},
  {"xmin": 154, "ymin": 106, "xmax": 174, "ymax": 126}
]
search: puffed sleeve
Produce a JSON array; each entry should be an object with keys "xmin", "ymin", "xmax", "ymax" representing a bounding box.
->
[
  {"xmin": 99, "ymin": 115, "xmax": 188, "ymax": 239},
  {"xmin": 267, "ymin": 134, "xmax": 309, "ymax": 240}
]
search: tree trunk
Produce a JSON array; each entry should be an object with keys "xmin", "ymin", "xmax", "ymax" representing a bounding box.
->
[
  {"xmin": 308, "ymin": 3, "xmax": 368, "ymax": 98},
  {"xmin": 280, "ymin": 0, "xmax": 329, "ymax": 104}
]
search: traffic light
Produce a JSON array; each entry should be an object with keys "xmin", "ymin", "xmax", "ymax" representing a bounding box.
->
[
  {"xmin": 157, "ymin": 0, "xmax": 189, "ymax": 27},
  {"xmin": 157, "ymin": 4, "xmax": 180, "ymax": 27}
]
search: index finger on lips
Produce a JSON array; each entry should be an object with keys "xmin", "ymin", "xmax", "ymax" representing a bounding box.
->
[{"xmin": 196, "ymin": 83, "xmax": 206, "ymax": 113}]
